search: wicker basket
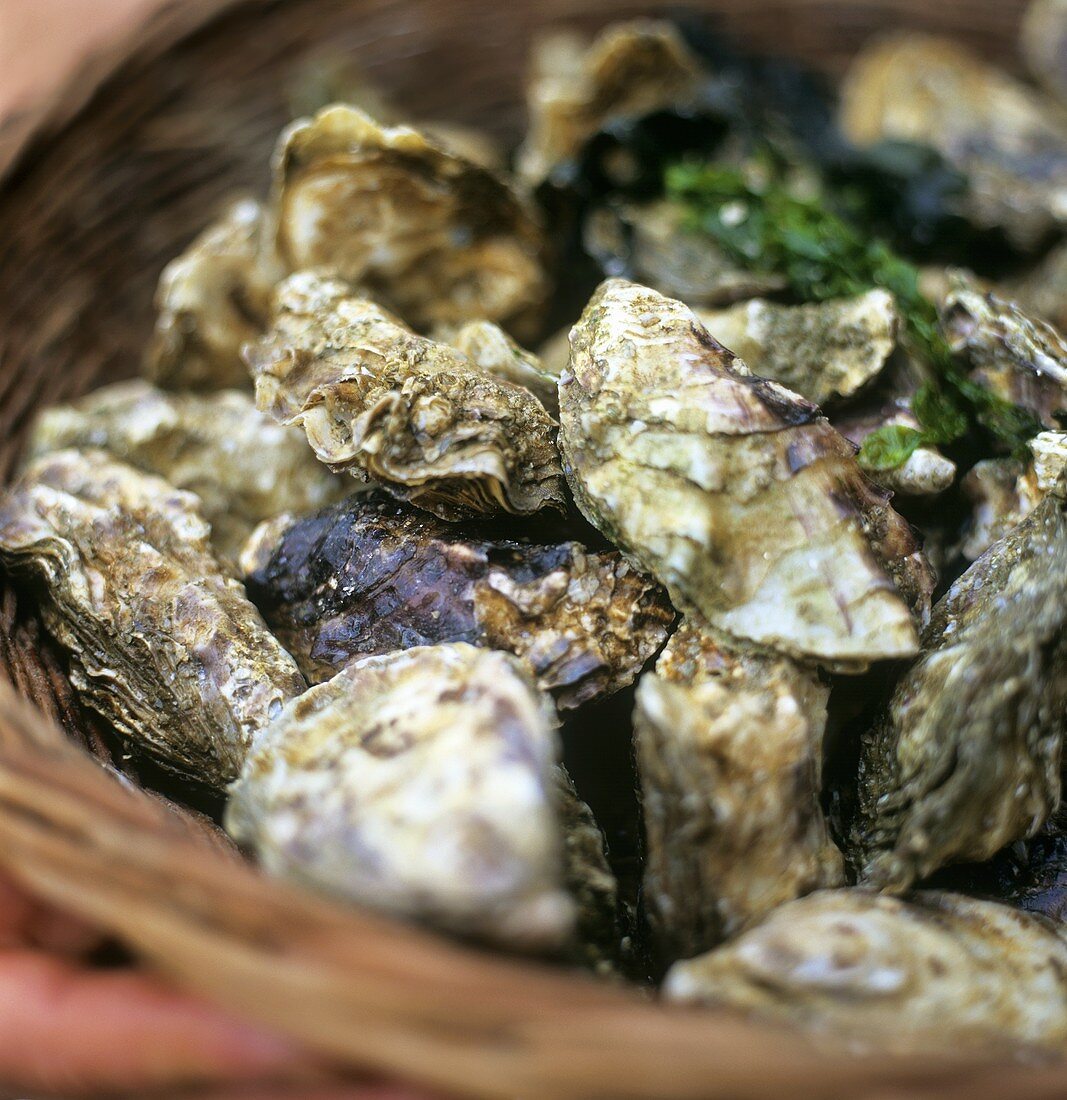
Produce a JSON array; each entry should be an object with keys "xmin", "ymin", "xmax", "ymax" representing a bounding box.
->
[{"xmin": 0, "ymin": 1, "xmax": 1063, "ymax": 1096}]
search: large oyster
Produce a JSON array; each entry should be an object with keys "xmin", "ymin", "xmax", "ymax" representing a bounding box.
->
[
  {"xmin": 0, "ymin": 450, "xmax": 305, "ymax": 785},
  {"xmin": 635, "ymin": 620, "xmax": 844, "ymax": 962},
  {"xmin": 665, "ymin": 889, "xmax": 1067, "ymax": 1057},
  {"xmin": 226, "ymin": 643, "xmax": 572, "ymax": 951},
  {"xmin": 695, "ymin": 291, "xmax": 898, "ymax": 408},
  {"xmin": 850, "ymin": 484, "xmax": 1067, "ymax": 890},
  {"xmin": 516, "ymin": 21, "xmax": 705, "ymax": 186},
  {"xmin": 264, "ymin": 105, "xmax": 548, "ymax": 335},
  {"xmin": 840, "ymin": 34, "xmax": 1067, "ymax": 250},
  {"xmin": 246, "ymin": 272, "xmax": 565, "ymax": 521},
  {"xmin": 145, "ymin": 198, "xmax": 271, "ymax": 391},
  {"xmin": 24, "ymin": 381, "xmax": 347, "ymax": 571},
  {"xmin": 559, "ymin": 279, "xmax": 932, "ymax": 670},
  {"xmin": 244, "ymin": 494, "xmax": 673, "ymax": 709}
]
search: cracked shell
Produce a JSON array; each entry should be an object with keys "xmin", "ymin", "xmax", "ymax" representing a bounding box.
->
[
  {"xmin": 559, "ymin": 279, "xmax": 932, "ymax": 671},
  {"xmin": 0, "ymin": 450, "xmax": 305, "ymax": 785},
  {"xmin": 246, "ymin": 272, "xmax": 565, "ymax": 521},
  {"xmin": 225, "ymin": 643, "xmax": 573, "ymax": 951}
]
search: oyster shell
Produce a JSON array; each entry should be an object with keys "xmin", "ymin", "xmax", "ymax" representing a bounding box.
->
[
  {"xmin": 24, "ymin": 381, "xmax": 347, "ymax": 572},
  {"xmin": 246, "ymin": 272, "xmax": 565, "ymax": 521},
  {"xmin": 840, "ymin": 33, "xmax": 1067, "ymax": 249},
  {"xmin": 942, "ymin": 278, "xmax": 1067, "ymax": 431},
  {"xmin": 225, "ymin": 643, "xmax": 573, "ymax": 951},
  {"xmin": 635, "ymin": 620, "xmax": 844, "ymax": 962},
  {"xmin": 516, "ymin": 21, "xmax": 705, "ymax": 186},
  {"xmin": 559, "ymin": 279, "xmax": 933, "ymax": 670},
  {"xmin": 850, "ymin": 487, "xmax": 1067, "ymax": 890},
  {"xmin": 665, "ymin": 889, "xmax": 1067, "ymax": 1057},
  {"xmin": 695, "ymin": 290, "xmax": 898, "ymax": 408},
  {"xmin": 959, "ymin": 458, "xmax": 1042, "ymax": 561},
  {"xmin": 0, "ymin": 450, "xmax": 305, "ymax": 785},
  {"xmin": 145, "ymin": 198, "xmax": 271, "ymax": 391},
  {"xmin": 244, "ymin": 494, "xmax": 673, "ymax": 709},
  {"xmin": 264, "ymin": 105, "xmax": 548, "ymax": 335}
]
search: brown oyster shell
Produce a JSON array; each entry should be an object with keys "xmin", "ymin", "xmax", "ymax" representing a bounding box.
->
[
  {"xmin": 0, "ymin": 450, "xmax": 305, "ymax": 786},
  {"xmin": 559, "ymin": 279, "xmax": 932, "ymax": 671},
  {"xmin": 246, "ymin": 272, "xmax": 565, "ymax": 521},
  {"xmin": 244, "ymin": 494, "xmax": 673, "ymax": 710},
  {"xmin": 225, "ymin": 643, "xmax": 573, "ymax": 951}
]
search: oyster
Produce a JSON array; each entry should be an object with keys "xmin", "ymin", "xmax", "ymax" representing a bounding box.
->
[
  {"xmin": 584, "ymin": 201, "xmax": 787, "ymax": 307},
  {"xmin": 1021, "ymin": 0, "xmax": 1067, "ymax": 104},
  {"xmin": 665, "ymin": 889, "xmax": 1067, "ymax": 1057},
  {"xmin": 635, "ymin": 620, "xmax": 844, "ymax": 962},
  {"xmin": 0, "ymin": 450, "xmax": 305, "ymax": 786},
  {"xmin": 225, "ymin": 643, "xmax": 573, "ymax": 951},
  {"xmin": 24, "ymin": 381, "xmax": 347, "ymax": 571},
  {"xmin": 516, "ymin": 21, "xmax": 705, "ymax": 186},
  {"xmin": 695, "ymin": 290, "xmax": 898, "ymax": 408},
  {"xmin": 559, "ymin": 279, "xmax": 933, "ymax": 670},
  {"xmin": 942, "ymin": 279, "xmax": 1067, "ymax": 430},
  {"xmin": 246, "ymin": 272, "xmax": 565, "ymax": 521},
  {"xmin": 264, "ymin": 105, "xmax": 548, "ymax": 334},
  {"xmin": 244, "ymin": 494, "xmax": 673, "ymax": 709},
  {"xmin": 850, "ymin": 487, "xmax": 1067, "ymax": 891},
  {"xmin": 840, "ymin": 34, "xmax": 1067, "ymax": 249},
  {"xmin": 145, "ymin": 198, "xmax": 271, "ymax": 391}
]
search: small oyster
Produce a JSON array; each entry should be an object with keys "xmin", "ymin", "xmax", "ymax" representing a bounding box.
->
[
  {"xmin": 850, "ymin": 488, "xmax": 1067, "ymax": 891},
  {"xmin": 516, "ymin": 21, "xmax": 705, "ymax": 186},
  {"xmin": 695, "ymin": 290, "xmax": 898, "ymax": 407},
  {"xmin": 665, "ymin": 889, "xmax": 1067, "ymax": 1057},
  {"xmin": 247, "ymin": 272, "xmax": 565, "ymax": 521},
  {"xmin": 584, "ymin": 201, "xmax": 787, "ymax": 307},
  {"xmin": 1002, "ymin": 241, "xmax": 1067, "ymax": 331},
  {"xmin": 225, "ymin": 643, "xmax": 573, "ymax": 951},
  {"xmin": 24, "ymin": 381, "xmax": 347, "ymax": 571},
  {"xmin": 245, "ymin": 494, "xmax": 673, "ymax": 709},
  {"xmin": 145, "ymin": 198, "xmax": 271, "ymax": 391},
  {"xmin": 265, "ymin": 105, "xmax": 548, "ymax": 334},
  {"xmin": 840, "ymin": 34, "xmax": 1067, "ymax": 249},
  {"xmin": 0, "ymin": 450, "xmax": 305, "ymax": 785},
  {"xmin": 636, "ymin": 620, "xmax": 844, "ymax": 962},
  {"xmin": 560, "ymin": 279, "xmax": 932, "ymax": 670},
  {"xmin": 942, "ymin": 279, "xmax": 1067, "ymax": 430},
  {"xmin": 1021, "ymin": 0, "xmax": 1067, "ymax": 104},
  {"xmin": 433, "ymin": 320, "xmax": 560, "ymax": 416}
]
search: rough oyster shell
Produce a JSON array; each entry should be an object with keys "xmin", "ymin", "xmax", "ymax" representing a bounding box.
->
[
  {"xmin": 516, "ymin": 21, "xmax": 705, "ymax": 186},
  {"xmin": 635, "ymin": 620, "xmax": 844, "ymax": 962},
  {"xmin": 246, "ymin": 272, "xmax": 565, "ymax": 521},
  {"xmin": 665, "ymin": 889, "xmax": 1067, "ymax": 1057},
  {"xmin": 559, "ymin": 279, "xmax": 932, "ymax": 670},
  {"xmin": 24, "ymin": 381, "xmax": 347, "ymax": 572},
  {"xmin": 244, "ymin": 494, "xmax": 673, "ymax": 710},
  {"xmin": 850, "ymin": 488, "xmax": 1067, "ymax": 890},
  {"xmin": 145, "ymin": 198, "xmax": 271, "ymax": 391},
  {"xmin": 841, "ymin": 33, "xmax": 1067, "ymax": 249},
  {"xmin": 0, "ymin": 450, "xmax": 305, "ymax": 785},
  {"xmin": 225, "ymin": 643, "xmax": 572, "ymax": 951},
  {"xmin": 264, "ymin": 105, "xmax": 548, "ymax": 335}
]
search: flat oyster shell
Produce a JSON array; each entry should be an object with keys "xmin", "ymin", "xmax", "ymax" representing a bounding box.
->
[
  {"xmin": 225, "ymin": 643, "xmax": 573, "ymax": 950},
  {"xmin": 850, "ymin": 489, "xmax": 1067, "ymax": 890},
  {"xmin": 516, "ymin": 21, "xmax": 705, "ymax": 186},
  {"xmin": 244, "ymin": 494, "xmax": 673, "ymax": 709},
  {"xmin": 695, "ymin": 291, "xmax": 898, "ymax": 408},
  {"xmin": 636, "ymin": 620, "xmax": 844, "ymax": 961},
  {"xmin": 665, "ymin": 889, "xmax": 1067, "ymax": 1057},
  {"xmin": 246, "ymin": 272, "xmax": 565, "ymax": 521},
  {"xmin": 145, "ymin": 198, "xmax": 271, "ymax": 391},
  {"xmin": 265, "ymin": 105, "xmax": 548, "ymax": 335},
  {"xmin": 840, "ymin": 33, "xmax": 1067, "ymax": 249},
  {"xmin": 24, "ymin": 381, "xmax": 347, "ymax": 571},
  {"xmin": 559, "ymin": 279, "xmax": 932, "ymax": 671},
  {"xmin": 943, "ymin": 278, "xmax": 1067, "ymax": 430},
  {"xmin": 0, "ymin": 450, "xmax": 305, "ymax": 785}
]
